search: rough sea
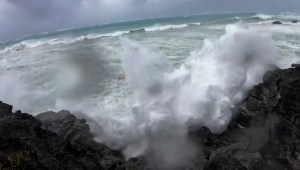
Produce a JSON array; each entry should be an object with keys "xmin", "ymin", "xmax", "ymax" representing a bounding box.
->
[{"xmin": 0, "ymin": 12, "xmax": 300, "ymax": 161}]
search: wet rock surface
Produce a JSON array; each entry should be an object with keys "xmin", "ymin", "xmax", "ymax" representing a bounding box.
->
[
  {"xmin": 291, "ymin": 20, "xmax": 298, "ymax": 23},
  {"xmin": 0, "ymin": 102, "xmax": 142, "ymax": 170},
  {"xmin": 273, "ymin": 21, "xmax": 282, "ymax": 24},
  {"xmin": 200, "ymin": 64, "xmax": 300, "ymax": 170},
  {"xmin": 0, "ymin": 65, "xmax": 299, "ymax": 169}
]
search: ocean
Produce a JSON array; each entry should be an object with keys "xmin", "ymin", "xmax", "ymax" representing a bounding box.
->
[{"xmin": 0, "ymin": 12, "xmax": 300, "ymax": 158}]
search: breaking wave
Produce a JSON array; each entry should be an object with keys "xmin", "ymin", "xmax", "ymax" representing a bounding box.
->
[
  {"xmin": 248, "ymin": 12, "xmax": 300, "ymax": 21},
  {"xmin": 106, "ymin": 24, "xmax": 277, "ymax": 168},
  {"xmin": 1, "ymin": 23, "xmax": 201, "ymax": 53},
  {"xmin": 0, "ymin": 23, "xmax": 286, "ymax": 169},
  {"xmin": 250, "ymin": 14, "xmax": 273, "ymax": 20}
]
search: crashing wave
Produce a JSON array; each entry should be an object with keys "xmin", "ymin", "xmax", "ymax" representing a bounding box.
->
[
  {"xmin": 250, "ymin": 14, "xmax": 273, "ymax": 20},
  {"xmin": 1, "ymin": 22, "xmax": 202, "ymax": 53},
  {"xmin": 145, "ymin": 24, "xmax": 188, "ymax": 31},
  {"xmin": 277, "ymin": 12, "xmax": 300, "ymax": 20},
  {"xmin": 116, "ymin": 25, "xmax": 278, "ymax": 164},
  {"xmin": 11, "ymin": 43, "xmax": 27, "ymax": 51}
]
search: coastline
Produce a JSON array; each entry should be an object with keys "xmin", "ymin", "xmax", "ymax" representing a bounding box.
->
[{"xmin": 0, "ymin": 64, "xmax": 299, "ymax": 169}]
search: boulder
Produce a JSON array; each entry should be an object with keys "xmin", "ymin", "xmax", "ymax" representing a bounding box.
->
[
  {"xmin": 272, "ymin": 21, "xmax": 282, "ymax": 24},
  {"xmin": 291, "ymin": 63, "xmax": 300, "ymax": 69},
  {"xmin": 291, "ymin": 20, "xmax": 298, "ymax": 23}
]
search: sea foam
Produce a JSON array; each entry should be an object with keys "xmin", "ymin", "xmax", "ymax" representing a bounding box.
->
[
  {"xmin": 0, "ymin": 23, "xmax": 282, "ymax": 169},
  {"xmin": 116, "ymin": 24, "xmax": 277, "ymax": 167}
]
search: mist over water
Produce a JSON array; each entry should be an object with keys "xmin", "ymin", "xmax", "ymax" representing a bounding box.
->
[
  {"xmin": 116, "ymin": 25, "xmax": 277, "ymax": 168},
  {"xmin": 0, "ymin": 13, "xmax": 299, "ymax": 168}
]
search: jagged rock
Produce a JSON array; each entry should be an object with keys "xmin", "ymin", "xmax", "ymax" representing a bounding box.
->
[
  {"xmin": 272, "ymin": 21, "xmax": 282, "ymax": 24},
  {"xmin": 235, "ymin": 66, "xmax": 300, "ymax": 169},
  {"xmin": 125, "ymin": 157, "xmax": 147, "ymax": 170},
  {"xmin": 0, "ymin": 102, "xmax": 126, "ymax": 170},
  {"xmin": 196, "ymin": 66, "xmax": 300, "ymax": 170},
  {"xmin": 291, "ymin": 63, "xmax": 300, "ymax": 69},
  {"xmin": 36, "ymin": 110, "xmax": 92, "ymax": 146},
  {"xmin": 246, "ymin": 97, "xmax": 263, "ymax": 111},
  {"xmin": 204, "ymin": 155, "xmax": 247, "ymax": 170},
  {"xmin": 35, "ymin": 110, "xmax": 126, "ymax": 169},
  {"xmin": 0, "ymin": 101, "xmax": 12, "ymax": 115},
  {"xmin": 291, "ymin": 20, "xmax": 298, "ymax": 23}
]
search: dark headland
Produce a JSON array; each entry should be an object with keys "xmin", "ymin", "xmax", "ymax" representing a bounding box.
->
[{"xmin": 0, "ymin": 64, "xmax": 300, "ymax": 170}]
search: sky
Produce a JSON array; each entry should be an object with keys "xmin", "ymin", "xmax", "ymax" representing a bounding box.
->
[{"xmin": 0, "ymin": 0, "xmax": 300, "ymax": 41}]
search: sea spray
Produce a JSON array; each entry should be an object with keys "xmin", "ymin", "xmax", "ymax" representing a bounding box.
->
[
  {"xmin": 0, "ymin": 23, "xmax": 279, "ymax": 168},
  {"xmin": 0, "ymin": 75, "xmax": 28, "ymax": 109},
  {"xmin": 118, "ymin": 24, "xmax": 277, "ymax": 168}
]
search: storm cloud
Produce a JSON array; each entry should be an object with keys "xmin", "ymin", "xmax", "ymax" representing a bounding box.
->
[{"xmin": 0, "ymin": 0, "xmax": 300, "ymax": 41}]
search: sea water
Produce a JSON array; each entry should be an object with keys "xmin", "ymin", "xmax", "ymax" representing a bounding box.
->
[{"xmin": 0, "ymin": 12, "xmax": 299, "ymax": 165}]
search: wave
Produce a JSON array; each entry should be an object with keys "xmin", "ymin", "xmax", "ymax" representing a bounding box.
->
[
  {"xmin": 129, "ymin": 28, "xmax": 146, "ymax": 34},
  {"xmin": 82, "ymin": 23, "xmax": 201, "ymax": 38},
  {"xmin": 0, "ymin": 38, "xmax": 77, "ymax": 53},
  {"xmin": 277, "ymin": 12, "xmax": 300, "ymax": 20},
  {"xmin": 268, "ymin": 24, "xmax": 300, "ymax": 34},
  {"xmin": 1, "ymin": 23, "xmax": 202, "ymax": 53},
  {"xmin": 118, "ymin": 25, "xmax": 277, "ymax": 162},
  {"xmin": 83, "ymin": 23, "xmax": 199, "ymax": 39},
  {"xmin": 188, "ymin": 22, "xmax": 202, "ymax": 26},
  {"xmin": 249, "ymin": 13, "xmax": 300, "ymax": 21},
  {"xmin": 145, "ymin": 24, "xmax": 188, "ymax": 31},
  {"xmin": 207, "ymin": 17, "xmax": 240, "ymax": 25},
  {"xmin": 93, "ymin": 22, "xmax": 201, "ymax": 37},
  {"xmin": 250, "ymin": 14, "xmax": 273, "ymax": 20},
  {"xmin": 277, "ymin": 41, "xmax": 300, "ymax": 49}
]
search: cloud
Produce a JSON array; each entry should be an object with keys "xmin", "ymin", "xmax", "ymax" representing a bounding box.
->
[{"xmin": 0, "ymin": 0, "xmax": 300, "ymax": 41}]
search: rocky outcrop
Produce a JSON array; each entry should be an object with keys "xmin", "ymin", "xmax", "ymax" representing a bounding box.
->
[
  {"xmin": 0, "ymin": 64, "xmax": 299, "ymax": 170},
  {"xmin": 273, "ymin": 21, "xmax": 282, "ymax": 25},
  {"xmin": 196, "ymin": 64, "xmax": 300, "ymax": 170},
  {"xmin": 291, "ymin": 20, "xmax": 298, "ymax": 23},
  {"xmin": 0, "ymin": 102, "xmax": 138, "ymax": 170}
]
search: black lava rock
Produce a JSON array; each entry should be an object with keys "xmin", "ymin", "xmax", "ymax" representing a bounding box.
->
[
  {"xmin": 0, "ymin": 103, "xmax": 127, "ymax": 170},
  {"xmin": 272, "ymin": 21, "xmax": 282, "ymax": 24},
  {"xmin": 291, "ymin": 20, "xmax": 298, "ymax": 23}
]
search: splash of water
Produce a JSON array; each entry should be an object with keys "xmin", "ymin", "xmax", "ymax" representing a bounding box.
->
[
  {"xmin": 118, "ymin": 24, "xmax": 277, "ymax": 167},
  {"xmin": 0, "ymin": 24, "xmax": 278, "ymax": 169}
]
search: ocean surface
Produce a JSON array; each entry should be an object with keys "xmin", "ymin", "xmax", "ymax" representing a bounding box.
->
[{"xmin": 0, "ymin": 13, "xmax": 300, "ymax": 155}]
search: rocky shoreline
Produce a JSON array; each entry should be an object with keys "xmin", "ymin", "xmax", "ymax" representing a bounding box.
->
[{"xmin": 0, "ymin": 65, "xmax": 299, "ymax": 170}]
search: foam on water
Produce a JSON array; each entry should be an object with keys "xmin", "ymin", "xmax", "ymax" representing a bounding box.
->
[
  {"xmin": 277, "ymin": 12, "xmax": 300, "ymax": 20},
  {"xmin": 248, "ymin": 12, "xmax": 300, "ymax": 21},
  {"xmin": 2, "ymin": 12, "xmax": 300, "ymax": 54},
  {"xmin": 251, "ymin": 14, "xmax": 273, "ymax": 20},
  {"xmin": 1, "ymin": 23, "xmax": 203, "ymax": 53},
  {"xmin": 145, "ymin": 24, "xmax": 188, "ymax": 31},
  {"xmin": 110, "ymin": 25, "xmax": 277, "ymax": 167},
  {"xmin": 1, "ymin": 38, "xmax": 76, "ymax": 53}
]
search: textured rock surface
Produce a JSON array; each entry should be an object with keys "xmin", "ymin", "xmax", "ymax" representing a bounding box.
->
[
  {"xmin": 0, "ymin": 102, "xmax": 137, "ymax": 170},
  {"xmin": 200, "ymin": 65, "xmax": 300, "ymax": 170}
]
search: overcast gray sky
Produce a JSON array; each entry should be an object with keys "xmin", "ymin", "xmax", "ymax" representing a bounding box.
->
[{"xmin": 0, "ymin": 0, "xmax": 300, "ymax": 41}]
